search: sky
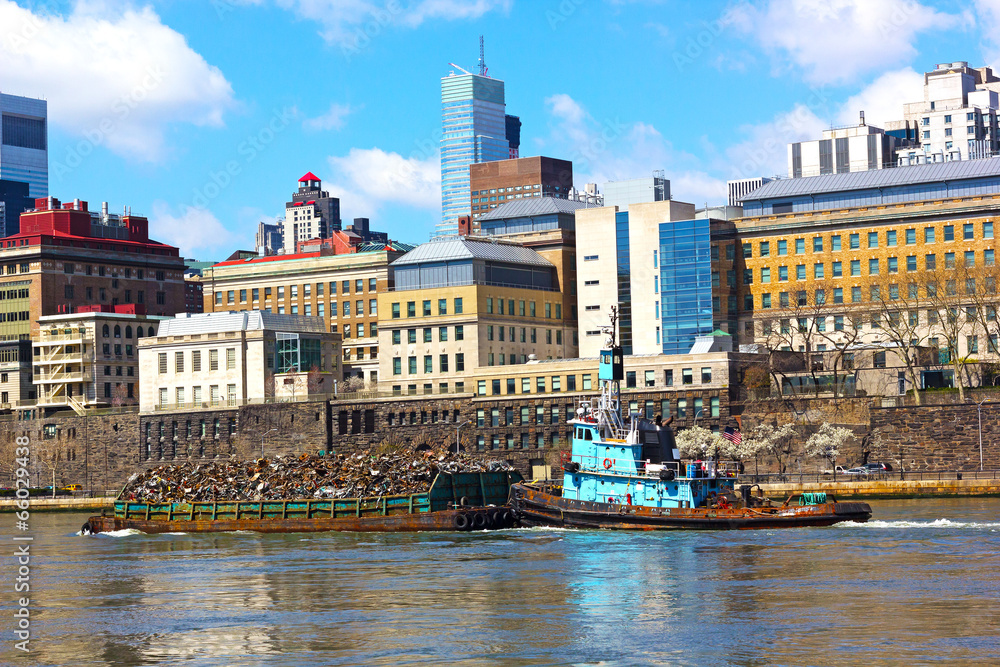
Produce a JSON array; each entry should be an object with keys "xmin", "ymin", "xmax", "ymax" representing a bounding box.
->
[{"xmin": 1, "ymin": 0, "xmax": 998, "ymax": 259}]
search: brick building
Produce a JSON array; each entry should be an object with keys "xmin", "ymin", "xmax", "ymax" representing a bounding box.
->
[{"xmin": 0, "ymin": 197, "xmax": 185, "ymax": 341}]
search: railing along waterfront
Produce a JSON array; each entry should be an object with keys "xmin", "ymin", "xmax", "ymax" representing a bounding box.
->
[{"xmin": 740, "ymin": 469, "xmax": 1000, "ymax": 485}]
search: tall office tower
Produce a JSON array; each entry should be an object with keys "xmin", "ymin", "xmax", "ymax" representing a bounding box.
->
[
  {"xmin": 439, "ymin": 64, "xmax": 509, "ymax": 237},
  {"xmin": 0, "ymin": 93, "xmax": 48, "ymax": 236},
  {"xmin": 505, "ymin": 115, "xmax": 521, "ymax": 159},
  {"xmin": 255, "ymin": 220, "xmax": 283, "ymax": 256},
  {"xmin": 282, "ymin": 172, "xmax": 341, "ymax": 253}
]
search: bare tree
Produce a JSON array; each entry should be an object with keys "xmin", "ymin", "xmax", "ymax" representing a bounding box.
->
[
  {"xmin": 922, "ymin": 264, "xmax": 973, "ymax": 401},
  {"xmin": 867, "ymin": 272, "xmax": 932, "ymax": 405}
]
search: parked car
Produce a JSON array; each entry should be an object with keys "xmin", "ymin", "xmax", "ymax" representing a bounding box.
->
[
  {"xmin": 861, "ymin": 462, "xmax": 893, "ymax": 472},
  {"xmin": 843, "ymin": 467, "xmax": 869, "ymax": 475},
  {"xmin": 822, "ymin": 466, "xmax": 848, "ymax": 475}
]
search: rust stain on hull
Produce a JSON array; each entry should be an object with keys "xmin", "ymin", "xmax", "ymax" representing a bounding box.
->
[{"xmin": 510, "ymin": 483, "xmax": 872, "ymax": 531}]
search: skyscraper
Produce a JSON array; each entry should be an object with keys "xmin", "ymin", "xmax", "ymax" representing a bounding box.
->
[
  {"xmin": 439, "ymin": 67, "xmax": 508, "ymax": 237},
  {"xmin": 0, "ymin": 93, "xmax": 48, "ymax": 236},
  {"xmin": 282, "ymin": 172, "xmax": 341, "ymax": 253}
]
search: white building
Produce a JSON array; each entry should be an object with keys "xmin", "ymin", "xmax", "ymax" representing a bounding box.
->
[
  {"xmin": 602, "ymin": 174, "xmax": 670, "ymax": 211},
  {"xmin": 575, "ymin": 200, "xmax": 697, "ymax": 358},
  {"xmin": 33, "ymin": 309, "xmax": 167, "ymax": 414},
  {"xmin": 138, "ymin": 311, "xmax": 341, "ymax": 413},
  {"xmin": 788, "ymin": 120, "xmax": 899, "ymax": 178},
  {"xmin": 889, "ymin": 61, "xmax": 1000, "ymax": 164},
  {"xmin": 727, "ymin": 177, "xmax": 772, "ymax": 207}
]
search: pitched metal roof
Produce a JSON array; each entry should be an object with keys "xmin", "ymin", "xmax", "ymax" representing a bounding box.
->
[
  {"xmin": 742, "ymin": 157, "xmax": 1000, "ymax": 202},
  {"xmin": 156, "ymin": 311, "xmax": 328, "ymax": 336},
  {"xmin": 479, "ymin": 196, "xmax": 596, "ymax": 220},
  {"xmin": 391, "ymin": 236, "xmax": 553, "ymax": 267}
]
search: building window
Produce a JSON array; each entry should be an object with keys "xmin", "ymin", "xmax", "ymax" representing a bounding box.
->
[
  {"xmin": 702, "ymin": 367, "xmax": 712, "ymax": 383},
  {"xmin": 158, "ymin": 353, "xmax": 167, "ymax": 374},
  {"xmin": 209, "ymin": 349, "xmax": 219, "ymax": 371}
]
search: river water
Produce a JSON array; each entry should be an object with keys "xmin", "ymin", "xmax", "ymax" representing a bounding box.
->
[{"xmin": 3, "ymin": 498, "xmax": 999, "ymax": 666}]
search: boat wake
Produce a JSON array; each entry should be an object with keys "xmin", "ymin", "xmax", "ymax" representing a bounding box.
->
[
  {"xmin": 841, "ymin": 518, "xmax": 1000, "ymax": 529},
  {"xmin": 86, "ymin": 528, "xmax": 146, "ymax": 537}
]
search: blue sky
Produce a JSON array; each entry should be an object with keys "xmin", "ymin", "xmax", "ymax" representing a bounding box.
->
[{"xmin": 1, "ymin": 0, "xmax": 996, "ymax": 259}]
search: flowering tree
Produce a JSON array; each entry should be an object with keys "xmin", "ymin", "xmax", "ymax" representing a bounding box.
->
[
  {"xmin": 805, "ymin": 423, "xmax": 854, "ymax": 475},
  {"xmin": 675, "ymin": 425, "xmax": 723, "ymax": 459},
  {"xmin": 741, "ymin": 422, "xmax": 798, "ymax": 475}
]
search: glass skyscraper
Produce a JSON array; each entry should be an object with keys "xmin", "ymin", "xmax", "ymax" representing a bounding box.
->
[
  {"xmin": 439, "ymin": 72, "xmax": 508, "ymax": 238},
  {"xmin": 0, "ymin": 93, "xmax": 48, "ymax": 199}
]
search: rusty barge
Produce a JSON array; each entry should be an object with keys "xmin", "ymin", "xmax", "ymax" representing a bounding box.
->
[{"xmin": 83, "ymin": 470, "xmax": 523, "ymax": 534}]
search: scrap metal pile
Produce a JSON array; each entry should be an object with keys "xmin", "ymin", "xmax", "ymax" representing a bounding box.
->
[{"xmin": 120, "ymin": 451, "xmax": 517, "ymax": 503}]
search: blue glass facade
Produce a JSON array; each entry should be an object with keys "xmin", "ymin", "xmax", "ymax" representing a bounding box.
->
[
  {"xmin": 615, "ymin": 212, "xmax": 632, "ymax": 354},
  {"xmin": 439, "ymin": 74, "xmax": 508, "ymax": 238},
  {"xmin": 658, "ymin": 219, "xmax": 714, "ymax": 354}
]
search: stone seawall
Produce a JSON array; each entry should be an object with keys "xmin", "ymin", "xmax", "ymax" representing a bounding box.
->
[
  {"xmin": 4, "ymin": 389, "xmax": 997, "ymax": 496},
  {"xmin": 757, "ymin": 477, "xmax": 1000, "ymax": 499}
]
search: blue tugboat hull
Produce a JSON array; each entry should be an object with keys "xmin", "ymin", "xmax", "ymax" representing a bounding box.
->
[{"xmin": 510, "ymin": 483, "xmax": 872, "ymax": 530}]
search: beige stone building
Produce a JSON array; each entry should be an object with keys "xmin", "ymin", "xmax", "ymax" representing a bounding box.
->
[
  {"xmin": 200, "ymin": 247, "xmax": 408, "ymax": 384},
  {"xmin": 377, "ymin": 237, "xmax": 574, "ymax": 394},
  {"xmin": 138, "ymin": 311, "xmax": 341, "ymax": 413},
  {"xmin": 0, "ymin": 340, "xmax": 33, "ymax": 409},
  {"xmin": 33, "ymin": 307, "xmax": 167, "ymax": 414}
]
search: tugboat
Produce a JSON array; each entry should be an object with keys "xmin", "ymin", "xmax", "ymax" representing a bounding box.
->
[{"xmin": 509, "ymin": 310, "xmax": 872, "ymax": 530}]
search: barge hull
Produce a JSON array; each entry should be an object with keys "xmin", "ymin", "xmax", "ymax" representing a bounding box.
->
[
  {"xmin": 85, "ymin": 507, "xmax": 512, "ymax": 534},
  {"xmin": 510, "ymin": 483, "xmax": 871, "ymax": 530}
]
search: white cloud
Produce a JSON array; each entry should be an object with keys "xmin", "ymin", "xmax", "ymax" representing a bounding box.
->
[
  {"xmin": 303, "ymin": 103, "xmax": 354, "ymax": 131},
  {"xmin": 325, "ymin": 148, "xmax": 440, "ymax": 217},
  {"xmin": 726, "ymin": 0, "xmax": 964, "ymax": 85},
  {"xmin": 150, "ymin": 202, "xmax": 240, "ymax": 259},
  {"xmin": 267, "ymin": 0, "xmax": 511, "ymax": 45},
  {"xmin": 0, "ymin": 1, "xmax": 235, "ymax": 163},
  {"xmin": 975, "ymin": 0, "xmax": 1000, "ymax": 68},
  {"xmin": 723, "ymin": 104, "xmax": 827, "ymax": 180},
  {"xmin": 836, "ymin": 67, "xmax": 924, "ymax": 127},
  {"xmin": 539, "ymin": 94, "xmax": 727, "ymax": 204}
]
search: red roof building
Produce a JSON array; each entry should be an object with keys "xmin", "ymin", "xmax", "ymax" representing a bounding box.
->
[{"xmin": 0, "ymin": 197, "xmax": 186, "ymax": 341}]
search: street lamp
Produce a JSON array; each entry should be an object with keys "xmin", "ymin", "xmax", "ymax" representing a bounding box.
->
[
  {"xmin": 261, "ymin": 428, "xmax": 278, "ymax": 458},
  {"xmin": 455, "ymin": 420, "xmax": 471, "ymax": 454}
]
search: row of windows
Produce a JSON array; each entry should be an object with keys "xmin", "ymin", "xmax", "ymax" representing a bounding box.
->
[
  {"xmin": 99, "ymin": 324, "xmax": 155, "ymax": 339},
  {"xmin": 392, "ymin": 353, "xmax": 466, "ymax": 375},
  {"xmin": 157, "ymin": 384, "xmax": 237, "ymax": 407},
  {"xmin": 0, "ymin": 289, "xmax": 29, "ymax": 301},
  {"xmin": 144, "ymin": 416, "xmax": 236, "ymax": 442},
  {"xmin": 760, "ymin": 277, "xmax": 998, "ymax": 308},
  {"xmin": 63, "ymin": 264, "xmax": 162, "ymax": 280},
  {"xmin": 65, "ymin": 285, "xmax": 163, "ymax": 305},
  {"xmin": 472, "ymin": 397, "xmax": 722, "ymax": 429},
  {"xmin": 754, "ymin": 250, "xmax": 996, "ymax": 284},
  {"xmin": 391, "ymin": 325, "xmax": 466, "ymax": 344},
  {"xmin": 487, "ymin": 325, "xmax": 562, "ymax": 345},
  {"xmin": 471, "ymin": 185, "xmax": 542, "ymax": 196},
  {"xmin": 99, "ymin": 343, "xmax": 134, "ymax": 357},
  {"xmin": 759, "ymin": 306, "xmax": 1000, "ymax": 335},
  {"xmin": 487, "ymin": 298, "xmax": 561, "ymax": 318},
  {"xmin": 157, "ymin": 349, "xmax": 235, "ymax": 374},
  {"xmin": 218, "ymin": 288, "xmax": 378, "ymax": 312},
  {"xmin": 744, "ymin": 222, "xmax": 995, "ymax": 258},
  {"xmin": 391, "ymin": 298, "xmax": 463, "ymax": 318}
]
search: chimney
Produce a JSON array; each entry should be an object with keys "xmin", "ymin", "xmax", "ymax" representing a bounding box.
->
[{"xmin": 860, "ymin": 110, "xmax": 865, "ymax": 126}]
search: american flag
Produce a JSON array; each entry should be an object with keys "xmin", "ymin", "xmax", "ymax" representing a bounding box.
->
[{"xmin": 722, "ymin": 427, "xmax": 742, "ymax": 445}]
